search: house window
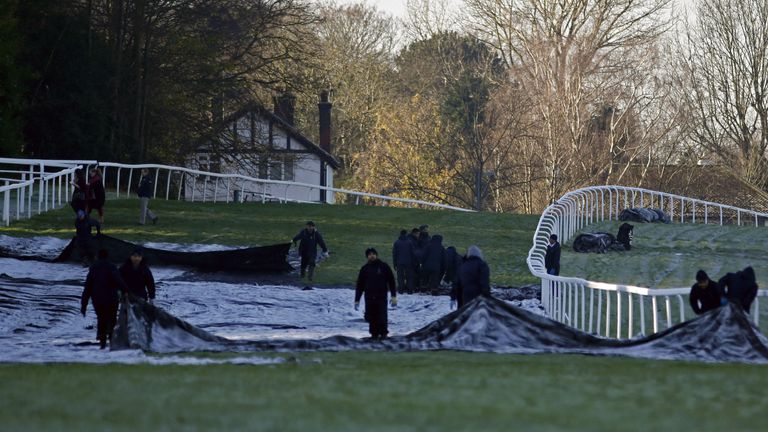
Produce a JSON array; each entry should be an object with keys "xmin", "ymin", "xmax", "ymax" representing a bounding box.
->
[
  {"xmin": 284, "ymin": 155, "xmax": 295, "ymax": 181},
  {"xmin": 258, "ymin": 157, "xmax": 268, "ymax": 179},
  {"xmin": 269, "ymin": 159, "xmax": 283, "ymax": 180}
]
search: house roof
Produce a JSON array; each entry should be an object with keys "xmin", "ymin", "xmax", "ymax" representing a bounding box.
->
[
  {"xmin": 203, "ymin": 101, "xmax": 341, "ymax": 170},
  {"xmin": 609, "ymin": 164, "xmax": 768, "ymax": 213}
]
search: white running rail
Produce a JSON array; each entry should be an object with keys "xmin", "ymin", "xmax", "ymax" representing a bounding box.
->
[
  {"xmin": 527, "ymin": 185, "xmax": 768, "ymax": 338},
  {"xmin": 0, "ymin": 157, "xmax": 472, "ymax": 226}
]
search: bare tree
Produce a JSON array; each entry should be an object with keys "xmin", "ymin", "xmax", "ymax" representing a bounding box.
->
[
  {"xmin": 464, "ymin": 0, "xmax": 674, "ymax": 208},
  {"xmin": 680, "ymin": 0, "xmax": 768, "ymax": 189}
]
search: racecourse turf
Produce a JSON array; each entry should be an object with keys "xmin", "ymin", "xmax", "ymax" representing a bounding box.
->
[
  {"xmin": 0, "ymin": 199, "xmax": 540, "ymax": 286},
  {"xmin": 1, "ymin": 352, "xmax": 766, "ymax": 432}
]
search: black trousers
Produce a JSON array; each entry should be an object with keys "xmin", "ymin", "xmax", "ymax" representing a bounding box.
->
[
  {"xmin": 396, "ymin": 264, "xmax": 415, "ymax": 293},
  {"xmin": 426, "ymin": 270, "xmax": 441, "ymax": 291},
  {"xmin": 300, "ymin": 255, "xmax": 316, "ymax": 278},
  {"xmin": 94, "ymin": 302, "xmax": 119, "ymax": 347},
  {"xmin": 365, "ymin": 298, "xmax": 389, "ymax": 338}
]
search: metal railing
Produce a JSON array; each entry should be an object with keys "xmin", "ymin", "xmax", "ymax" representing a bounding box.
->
[
  {"xmin": 527, "ymin": 185, "xmax": 768, "ymax": 338},
  {"xmin": 0, "ymin": 158, "xmax": 472, "ymax": 226}
]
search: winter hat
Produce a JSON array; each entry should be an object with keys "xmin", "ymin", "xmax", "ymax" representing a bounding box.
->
[
  {"xmin": 467, "ymin": 245, "xmax": 484, "ymax": 260},
  {"xmin": 130, "ymin": 248, "xmax": 144, "ymax": 257},
  {"xmin": 365, "ymin": 248, "xmax": 378, "ymax": 257},
  {"xmin": 306, "ymin": 221, "xmax": 316, "ymax": 227}
]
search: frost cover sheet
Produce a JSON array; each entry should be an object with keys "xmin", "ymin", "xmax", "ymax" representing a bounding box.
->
[
  {"xmin": 0, "ymin": 234, "xmax": 292, "ymax": 272},
  {"xmin": 115, "ymin": 295, "xmax": 768, "ymax": 364}
]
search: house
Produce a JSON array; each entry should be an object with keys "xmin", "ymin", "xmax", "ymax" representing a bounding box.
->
[{"xmin": 186, "ymin": 91, "xmax": 340, "ymax": 203}]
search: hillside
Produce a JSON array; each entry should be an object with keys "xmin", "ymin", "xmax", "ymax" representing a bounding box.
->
[{"xmin": 0, "ymin": 200, "xmax": 540, "ymax": 286}]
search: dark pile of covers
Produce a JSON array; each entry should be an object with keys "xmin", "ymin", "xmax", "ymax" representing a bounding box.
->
[
  {"xmin": 619, "ymin": 208, "xmax": 671, "ymax": 224},
  {"xmin": 112, "ymin": 295, "xmax": 768, "ymax": 364}
]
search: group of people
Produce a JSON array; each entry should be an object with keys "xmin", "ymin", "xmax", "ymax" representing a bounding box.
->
[
  {"xmin": 690, "ymin": 268, "xmax": 759, "ymax": 315},
  {"xmin": 71, "ymin": 167, "xmax": 106, "ymax": 224},
  {"xmin": 71, "ymin": 168, "xmax": 160, "ymax": 263},
  {"xmin": 289, "ymin": 221, "xmax": 492, "ymax": 339},
  {"xmin": 80, "ymin": 248, "xmax": 156, "ymax": 349}
]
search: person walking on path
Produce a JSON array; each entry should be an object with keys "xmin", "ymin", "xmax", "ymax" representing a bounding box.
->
[
  {"xmin": 87, "ymin": 167, "xmax": 106, "ymax": 224},
  {"xmin": 292, "ymin": 221, "xmax": 329, "ymax": 282},
  {"xmin": 545, "ymin": 234, "xmax": 561, "ymax": 276},
  {"xmin": 119, "ymin": 248, "xmax": 156, "ymax": 302},
  {"xmin": 138, "ymin": 168, "xmax": 158, "ymax": 225},
  {"xmin": 81, "ymin": 249, "xmax": 128, "ymax": 349},
  {"xmin": 392, "ymin": 229, "xmax": 417, "ymax": 293},
  {"xmin": 355, "ymin": 248, "xmax": 397, "ymax": 339},
  {"xmin": 456, "ymin": 245, "xmax": 490, "ymax": 308},
  {"xmin": 689, "ymin": 270, "xmax": 723, "ymax": 315}
]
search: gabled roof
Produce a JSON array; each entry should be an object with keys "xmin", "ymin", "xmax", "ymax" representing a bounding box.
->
[{"xmin": 203, "ymin": 101, "xmax": 340, "ymax": 170}]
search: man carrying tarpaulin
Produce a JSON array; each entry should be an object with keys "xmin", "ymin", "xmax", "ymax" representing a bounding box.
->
[
  {"xmin": 292, "ymin": 221, "xmax": 329, "ymax": 282},
  {"xmin": 81, "ymin": 249, "xmax": 128, "ymax": 349},
  {"xmin": 355, "ymin": 248, "xmax": 397, "ymax": 339}
]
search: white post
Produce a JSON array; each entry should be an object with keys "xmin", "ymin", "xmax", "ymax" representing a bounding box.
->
[
  {"xmin": 203, "ymin": 177, "xmax": 208, "ymax": 202},
  {"xmin": 177, "ymin": 173, "xmax": 184, "ymax": 201},
  {"xmin": 116, "ymin": 168, "xmax": 122, "ymax": 198},
  {"xmin": 127, "ymin": 169, "xmax": 134, "ymax": 198},
  {"xmin": 19, "ymin": 173, "xmax": 25, "ymax": 214},
  {"xmin": 616, "ymin": 291, "xmax": 621, "ymax": 339},
  {"xmin": 153, "ymin": 168, "xmax": 160, "ymax": 198},
  {"xmin": 597, "ymin": 289, "xmax": 603, "ymax": 335},
  {"xmin": 640, "ymin": 297, "xmax": 646, "ymax": 335},
  {"xmin": 166, "ymin": 171, "xmax": 172, "ymax": 200},
  {"xmin": 213, "ymin": 178, "xmax": 219, "ymax": 203},
  {"xmin": 3, "ymin": 181, "xmax": 10, "ymax": 226},
  {"xmin": 605, "ymin": 289, "xmax": 611, "ymax": 337},
  {"xmin": 588, "ymin": 288, "xmax": 595, "ymax": 333},
  {"xmin": 652, "ymin": 297, "xmax": 658, "ymax": 334},
  {"xmin": 628, "ymin": 293, "xmax": 633, "ymax": 338},
  {"xmin": 665, "ymin": 297, "xmax": 672, "ymax": 328},
  {"xmin": 225, "ymin": 178, "xmax": 230, "ymax": 203}
]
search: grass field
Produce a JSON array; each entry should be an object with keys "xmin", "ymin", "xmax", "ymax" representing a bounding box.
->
[
  {"xmin": 0, "ymin": 199, "xmax": 540, "ymax": 286},
  {"xmin": 1, "ymin": 352, "xmax": 766, "ymax": 432},
  {"xmin": 562, "ymin": 221, "xmax": 768, "ymax": 288}
]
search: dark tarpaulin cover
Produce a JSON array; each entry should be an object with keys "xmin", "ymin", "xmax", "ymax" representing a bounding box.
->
[
  {"xmin": 619, "ymin": 208, "xmax": 671, "ymax": 224},
  {"xmin": 572, "ymin": 232, "xmax": 622, "ymax": 253},
  {"xmin": 54, "ymin": 235, "xmax": 292, "ymax": 272},
  {"xmin": 112, "ymin": 295, "xmax": 768, "ymax": 364}
]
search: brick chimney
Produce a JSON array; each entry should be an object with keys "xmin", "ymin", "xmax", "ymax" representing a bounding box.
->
[
  {"xmin": 318, "ymin": 90, "xmax": 332, "ymax": 153},
  {"xmin": 273, "ymin": 91, "xmax": 296, "ymax": 126}
]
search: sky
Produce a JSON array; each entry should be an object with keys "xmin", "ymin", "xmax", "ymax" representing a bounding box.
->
[{"xmin": 318, "ymin": 0, "xmax": 696, "ymax": 20}]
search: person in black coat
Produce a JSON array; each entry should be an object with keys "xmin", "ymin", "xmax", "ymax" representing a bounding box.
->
[
  {"xmin": 545, "ymin": 234, "xmax": 561, "ymax": 276},
  {"xmin": 87, "ymin": 167, "xmax": 106, "ymax": 224},
  {"xmin": 292, "ymin": 221, "xmax": 329, "ymax": 282},
  {"xmin": 422, "ymin": 234, "xmax": 446, "ymax": 291},
  {"xmin": 392, "ymin": 230, "xmax": 416, "ymax": 293},
  {"xmin": 457, "ymin": 245, "xmax": 491, "ymax": 308},
  {"xmin": 444, "ymin": 246, "xmax": 463, "ymax": 309},
  {"xmin": 75, "ymin": 210, "xmax": 101, "ymax": 264},
  {"xmin": 70, "ymin": 169, "xmax": 88, "ymax": 214},
  {"xmin": 119, "ymin": 248, "xmax": 156, "ymax": 301},
  {"xmin": 719, "ymin": 267, "xmax": 759, "ymax": 313},
  {"xmin": 355, "ymin": 248, "xmax": 397, "ymax": 339},
  {"xmin": 409, "ymin": 228, "xmax": 422, "ymax": 287},
  {"xmin": 417, "ymin": 225, "xmax": 431, "ymax": 288},
  {"xmin": 689, "ymin": 270, "xmax": 723, "ymax": 315},
  {"xmin": 81, "ymin": 249, "xmax": 128, "ymax": 349}
]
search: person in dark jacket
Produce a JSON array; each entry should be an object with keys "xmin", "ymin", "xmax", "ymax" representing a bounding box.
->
[
  {"xmin": 422, "ymin": 234, "xmax": 446, "ymax": 291},
  {"xmin": 75, "ymin": 210, "xmax": 101, "ymax": 264},
  {"xmin": 616, "ymin": 223, "xmax": 634, "ymax": 251},
  {"xmin": 417, "ymin": 225, "xmax": 431, "ymax": 288},
  {"xmin": 87, "ymin": 167, "xmax": 106, "ymax": 224},
  {"xmin": 409, "ymin": 228, "xmax": 422, "ymax": 287},
  {"xmin": 545, "ymin": 234, "xmax": 561, "ymax": 276},
  {"xmin": 292, "ymin": 221, "xmax": 329, "ymax": 282},
  {"xmin": 392, "ymin": 230, "xmax": 416, "ymax": 293},
  {"xmin": 457, "ymin": 245, "xmax": 491, "ymax": 308},
  {"xmin": 81, "ymin": 249, "xmax": 128, "ymax": 349},
  {"xmin": 719, "ymin": 267, "xmax": 759, "ymax": 313},
  {"xmin": 70, "ymin": 168, "xmax": 88, "ymax": 214},
  {"xmin": 138, "ymin": 168, "xmax": 158, "ymax": 225},
  {"xmin": 444, "ymin": 246, "xmax": 463, "ymax": 309},
  {"xmin": 355, "ymin": 248, "xmax": 397, "ymax": 339},
  {"xmin": 689, "ymin": 270, "xmax": 723, "ymax": 315},
  {"xmin": 119, "ymin": 248, "xmax": 156, "ymax": 301}
]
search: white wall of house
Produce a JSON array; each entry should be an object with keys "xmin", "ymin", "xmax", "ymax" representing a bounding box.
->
[{"xmin": 184, "ymin": 112, "xmax": 335, "ymax": 203}]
